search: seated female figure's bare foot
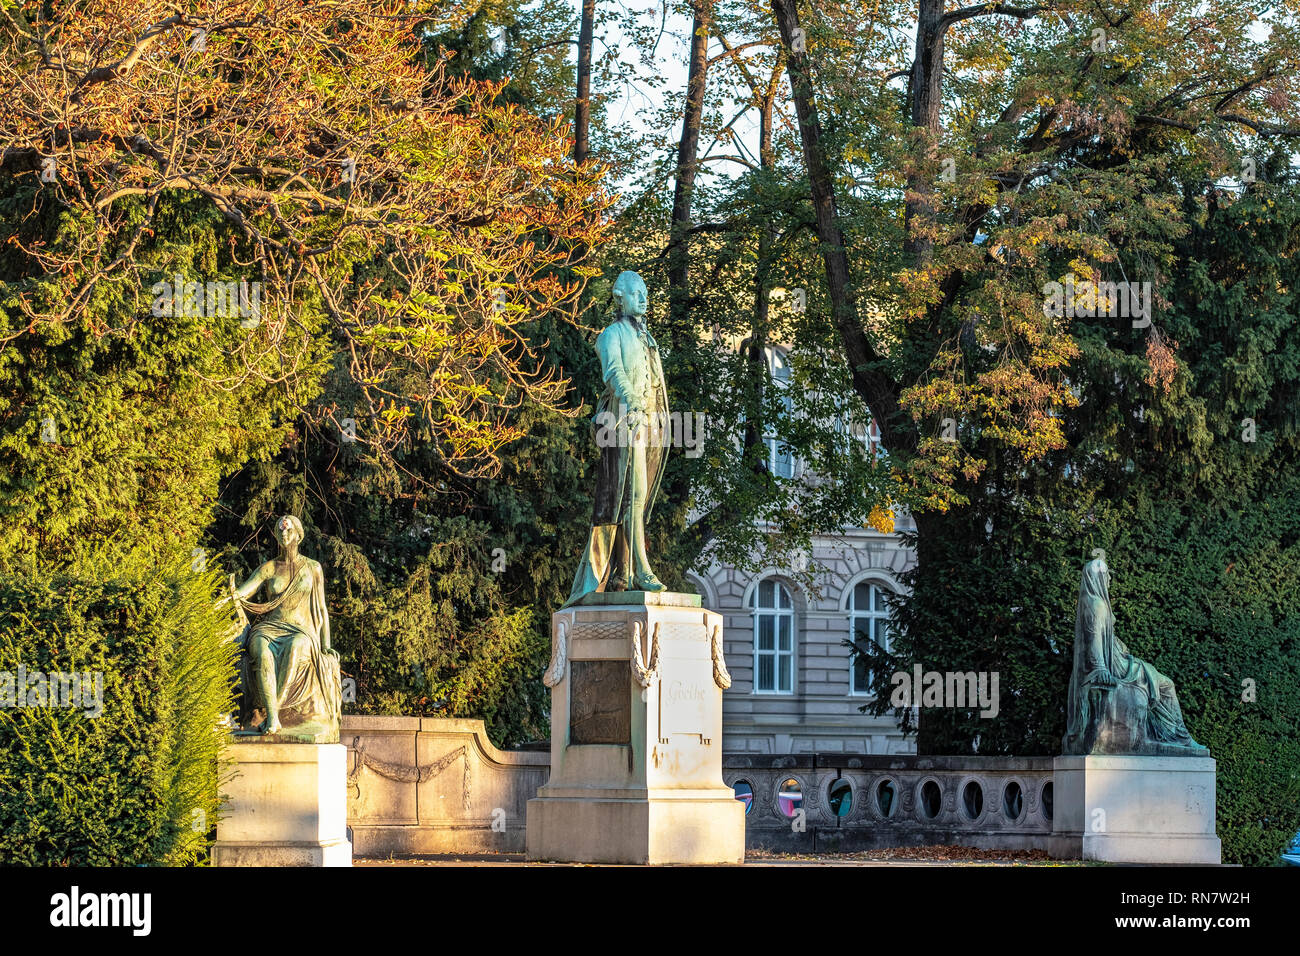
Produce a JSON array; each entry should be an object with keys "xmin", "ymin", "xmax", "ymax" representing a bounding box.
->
[{"xmin": 259, "ymin": 715, "xmax": 282, "ymax": 735}]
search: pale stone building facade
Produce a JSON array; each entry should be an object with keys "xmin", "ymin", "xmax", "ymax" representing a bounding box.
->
[
  {"xmin": 679, "ymin": 340, "xmax": 919, "ymax": 755},
  {"xmin": 687, "ymin": 514, "xmax": 918, "ymax": 755}
]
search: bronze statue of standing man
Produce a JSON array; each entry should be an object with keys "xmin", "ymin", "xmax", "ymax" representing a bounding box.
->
[{"xmin": 566, "ymin": 271, "xmax": 669, "ymax": 604}]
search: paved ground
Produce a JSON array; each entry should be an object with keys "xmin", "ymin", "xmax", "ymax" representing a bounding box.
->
[{"xmin": 357, "ymin": 846, "xmax": 1085, "ymax": 867}]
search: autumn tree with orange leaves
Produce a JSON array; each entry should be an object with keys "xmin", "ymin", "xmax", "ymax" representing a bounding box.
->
[
  {"xmin": 0, "ymin": 0, "xmax": 608, "ymax": 489},
  {"xmin": 0, "ymin": 0, "xmax": 615, "ymax": 755}
]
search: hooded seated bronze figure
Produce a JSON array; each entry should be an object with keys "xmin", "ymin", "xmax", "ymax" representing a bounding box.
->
[
  {"xmin": 1063, "ymin": 556, "xmax": 1206, "ymax": 756},
  {"xmin": 222, "ymin": 515, "xmax": 342, "ymax": 743}
]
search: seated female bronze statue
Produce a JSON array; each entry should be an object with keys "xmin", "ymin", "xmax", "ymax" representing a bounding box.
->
[
  {"xmin": 222, "ymin": 515, "xmax": 341, "ymax": 742},
  {"xmin": 1063, "ymin": 557, "xmax": 1206, "ymax": 756}
]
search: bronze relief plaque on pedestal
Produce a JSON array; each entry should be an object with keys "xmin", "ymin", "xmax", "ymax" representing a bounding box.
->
[{"xmin": 569, "ymin": 660, "xmax": 631, "ymax": 745}]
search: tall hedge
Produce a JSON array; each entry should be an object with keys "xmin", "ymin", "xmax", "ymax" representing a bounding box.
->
[
  {"xmin": 0, "ymin": 552, "xmax": 236, "ymax": 866},
  {"xmin": 877, "ymin": 473, "xmax": 1300, "ymax": 866},
  {"xmin": 867, "ymin": 168, "xmax": 1300, "ymax": 865}
]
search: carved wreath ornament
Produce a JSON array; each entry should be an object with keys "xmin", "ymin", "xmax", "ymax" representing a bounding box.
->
[
  {"xmin": 347, "ymin": 738, "xmax": 471, "ymax": 811},
  {"xmin": 710, "ymin": 624, "xmax": 732, "ymax": 689},
  {"xmin": 631, "ymin": 621, "xmax": 661, "ymax": 688},
  {"xmin": 542, "ymin": 616, "xmax": 732, "ymax": 691},
  {"xmin": 542, "ymin": 619, "xmax": 567, "ymax": 688}
]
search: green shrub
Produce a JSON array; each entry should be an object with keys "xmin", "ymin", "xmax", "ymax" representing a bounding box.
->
[{"xmin": 0, "ymin": 551, "xmax": 236, "ymax": 865}]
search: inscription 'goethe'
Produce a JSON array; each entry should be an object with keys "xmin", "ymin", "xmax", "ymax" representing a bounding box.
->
[
  {"xmin": 665, "ymin": 680, "xmax": 707, "ymax": 702},
  {"xmin": 659, "ymin": 671, "xmax": 714, "ymax": 740}
]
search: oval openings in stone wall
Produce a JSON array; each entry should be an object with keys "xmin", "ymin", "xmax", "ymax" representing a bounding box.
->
[
  {"xmin": 829, "ymin": 779, "xmax": 853, "ymax": 818},
  {"xmin": 733, "ymin": 780, "xmax": 754, "ymax": 815},
  {"xmin": 920, "ymin": 780, "xmax": 942, "ymax": 819},
  {"xmin": 962, "ymin": 780, "xmax": 983, "ymax": 820},
  {"xmin": 876, "ymin": 779, "xmax": 897, "ymax": 817},
  {"xmin": 1003, "ymin": 781, "xmax": 1024, "ymax": 820},
  {"xmin": 777, "ymin": 778, "xmax": 803, "ymax": 818}
]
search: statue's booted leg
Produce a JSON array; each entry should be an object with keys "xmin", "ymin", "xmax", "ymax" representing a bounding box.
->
[{"xmin": 626, "ymin": 439, "xmax": 665, "ymax": 592}]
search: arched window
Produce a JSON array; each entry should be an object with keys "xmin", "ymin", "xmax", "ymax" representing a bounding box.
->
[
  {"xmin": 752, "ymin": 578, "xmax": 795, "ymax": 693},
  {"xmin": 766, "ymin": 348, "xmax": 794, "ymax": 479},
  {"xmin": 848, "ymin": 581, "xmax": 892, "ymax": 695}
]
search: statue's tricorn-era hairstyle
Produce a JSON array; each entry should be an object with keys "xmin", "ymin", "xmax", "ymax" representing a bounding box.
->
[{"xmin": 611, "ymin": 270, "xmax": 645, "ymax": 306}]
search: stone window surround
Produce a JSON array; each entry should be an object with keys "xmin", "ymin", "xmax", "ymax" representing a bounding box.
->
[
  {"xmin": 762, "ymin": 346, "xmax": 796, "ymax": 479},
  {"xmin": 841, "ymin": 570, "xmax": 902, "ymax": 698},
  {"xmin": 725, "ymin": 569, "xmax": 912, "ymax": 701},
  {"xmin": 750, "ymin": 576, "xmax": 797, "ymax": 695}
]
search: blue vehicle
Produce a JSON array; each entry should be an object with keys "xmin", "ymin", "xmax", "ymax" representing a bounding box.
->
[{"xmin": 1284, "ymin": 830, "xmax": 1300, "ymax": 867}]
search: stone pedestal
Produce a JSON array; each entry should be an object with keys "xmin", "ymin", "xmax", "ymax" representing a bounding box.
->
[
  {"xmin": 526, "ymin": 593, "xmax": 745, "ymax": 864},
  {"xmin": 213, "ymin": 742, "xmax": 352, "ymax": 867},
  {"xmin": 1049, "ymin": 755, "xmax": 1221, "ymax": 864}
]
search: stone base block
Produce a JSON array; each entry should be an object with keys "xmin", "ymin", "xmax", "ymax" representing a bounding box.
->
[
  {"xmin": 526, "ymin": 595, "xmax": 745, "ymax": 864},
  {"xmin": 526, "ymin": 792, "xmax": 745, "ymax": 865},
  {"xmin": 210, "ymin": 838, "xmax": 352, "ymax": 867},
  {"xmin": 1050, "ymin": 755, "xmax": 1221, "ymax": 864},
  {"xmin": 349, "ymin": 825, "xmax": 528, "ymax": 856},
  {"xmin": 213, "ymin": 741, "xmax": 352, "ymax": 867}
]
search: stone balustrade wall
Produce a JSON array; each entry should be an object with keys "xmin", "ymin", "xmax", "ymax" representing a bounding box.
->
[
  {"xmin": 341, "ymin": 717, "xmax": 1056, "ymax": 857},
  {"xmin": 724, "ymin": 753, "xmax": 1056, "ymax": 854}
]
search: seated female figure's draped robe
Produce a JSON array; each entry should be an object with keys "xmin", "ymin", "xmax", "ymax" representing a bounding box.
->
[
  {"xmin": 237, "ymin": 560, "xmax": 341, "ymax": 738},
  {"xmin": 1064, "ymin": 559, "xmax": 1204, "ymax": 755}
]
